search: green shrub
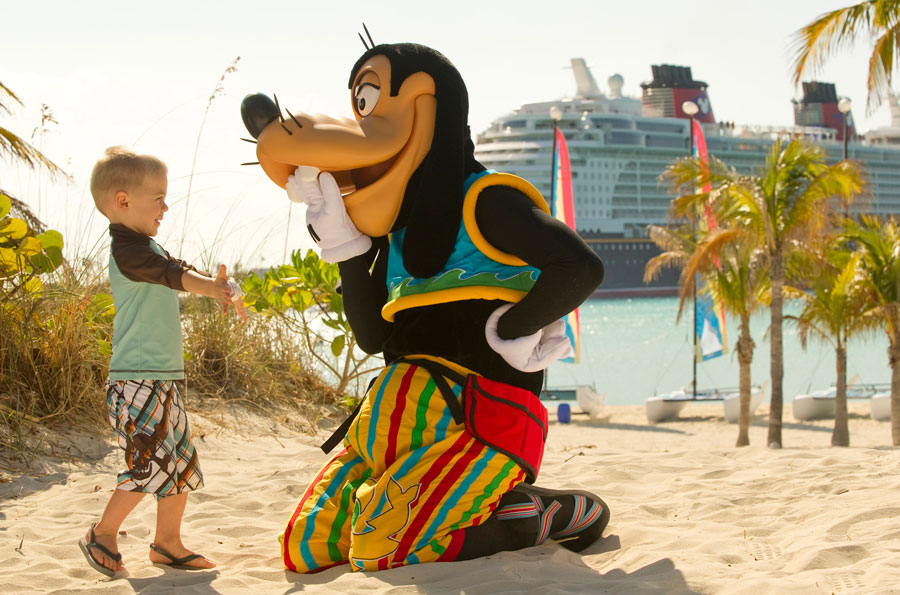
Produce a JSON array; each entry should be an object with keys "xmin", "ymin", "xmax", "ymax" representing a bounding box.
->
[{"xmin": 241, "ymin": 249, "xmax": 382, "ymax": 400}]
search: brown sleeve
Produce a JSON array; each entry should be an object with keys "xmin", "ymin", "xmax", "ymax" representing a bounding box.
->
[{"xmin": 111, "ymin": 238, "xmax": 196, "ymax": 291}]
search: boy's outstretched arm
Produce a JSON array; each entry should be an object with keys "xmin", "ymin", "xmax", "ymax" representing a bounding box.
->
[
  {"xmin": 110, "ymin": 227, "xmax": 246, "ymax": 320},
  {"xmin": 181, "ymin": 264, "xmax": 230, "ymax": 301},
  {"xmin": 182, "ymin": 265, "xmax": 247, "ymax": 320}
]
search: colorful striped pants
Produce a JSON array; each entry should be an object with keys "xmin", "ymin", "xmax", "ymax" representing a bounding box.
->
[{"xmin": 281, "ymin": 356, "xmax": 526, "ymax": 572}]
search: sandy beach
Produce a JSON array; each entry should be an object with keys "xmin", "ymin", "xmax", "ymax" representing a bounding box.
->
[{"xmin": 2, "ymin": 401, "xmax": 898, "ymax": 594}]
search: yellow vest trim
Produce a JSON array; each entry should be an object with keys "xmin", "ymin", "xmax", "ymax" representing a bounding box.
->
[
  {"xmin": 462, "ymin": 173, "xmax": 549, "ymax": 267},
  {"xmin": 381, "ymin": 286, "xmax": 530, "ymax": 322}
]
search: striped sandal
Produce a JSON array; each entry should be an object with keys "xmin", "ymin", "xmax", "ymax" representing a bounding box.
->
[{"xmin": 495, "ymin": 483, "xmax": 610, "ymax": 552}]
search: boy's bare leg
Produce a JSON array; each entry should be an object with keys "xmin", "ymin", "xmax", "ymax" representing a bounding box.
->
[
  {"xmin": 88, "ymin": 489, "xmax": 146, "ymax": 572},
  {"xmin": 149, "ymin": 492, "xmax": 216, "ymax": 568}
]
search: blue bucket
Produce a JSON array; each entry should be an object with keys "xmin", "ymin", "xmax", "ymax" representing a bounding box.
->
[{"xmin": 557, "ymin": 403, "xmax": 571, "ymax": 424}]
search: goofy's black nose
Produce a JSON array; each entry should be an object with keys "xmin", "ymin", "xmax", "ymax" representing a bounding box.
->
[{"xmin": 241, "ymin": 93, "xmax": 279, "ymax": 139}]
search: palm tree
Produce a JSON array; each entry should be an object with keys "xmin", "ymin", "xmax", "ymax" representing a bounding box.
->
[
  {"xmin": 651, "ymin": 157, "xmax": 768, "ymax": 446},
  {"xmin": 842, "ymin": 215, "xmax": 900, "ymax": 445},
  {"xmin": 663, "ymin": 139, "xmax": 865, "ymax": 448},
  {"xmin": 706, "ymin": 238, "xmax": 769, "ymax": 447},
  {"xmin": 791, "ymin": 1, "xmax": 900, "ymax": 114},
  {"xmin": 1, "ymin": 81, "xmax": 62, "ymax": 175},
  {"xmin": 786, "ymin": 247, "xmax": 873, "ymax": 446},
  {"xmin": 648, "ymin": 225, "xmax": 768, "ymax": 447}
]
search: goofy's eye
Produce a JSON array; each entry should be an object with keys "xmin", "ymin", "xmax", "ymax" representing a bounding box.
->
[{"xmin": 354, "ymin": 83, "xmax": 380, "ymax": 116}]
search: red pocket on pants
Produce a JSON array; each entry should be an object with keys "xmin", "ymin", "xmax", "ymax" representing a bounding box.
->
[{"xmin": 463, "ymin": 375, "xmax": 548, "ymax": 483}]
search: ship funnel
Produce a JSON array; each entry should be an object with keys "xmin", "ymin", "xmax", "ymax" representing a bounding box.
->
[
  {"xmin": 793, "ymin": 81, "xmax": 855, "ymax": 141},
  {"xmin": 571, "ymin": 58, "xmax": 603, "ymax": 99},
  {"xmin": 607, "ymin": 74, "xmax": 624, "ymax": 99},
  {"xmin": 640, "ymin": 64, "xmax": 715, "ymax": 123}
]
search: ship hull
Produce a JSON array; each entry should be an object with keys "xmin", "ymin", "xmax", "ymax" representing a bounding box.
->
[{"xmin": 586, "ymin": 238, "xmax": 679, "ymax": 298}]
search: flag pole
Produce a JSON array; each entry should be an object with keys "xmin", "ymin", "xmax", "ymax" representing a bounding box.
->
[
  {"xmin": 544, "ymin": 106, "xmax": 563, "ymax": 393},
  {"xmin": 691, "ymin": 118, "xmax": 697, "ymax": 399},
  {"xmin": 683, "ymin": 101, "xmax": 700, "ymax": 398},
  {"xmin": 549, "ymin": 107, "xmax": 562, "ymax": 210}
]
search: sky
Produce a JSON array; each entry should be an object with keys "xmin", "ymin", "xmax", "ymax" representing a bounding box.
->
[{"xmin": 1, "ymin": 0, "xmax": 889, "ymax": 270}]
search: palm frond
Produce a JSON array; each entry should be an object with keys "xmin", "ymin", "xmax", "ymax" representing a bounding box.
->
[
  {"xmin": 867, "ymin": 27, "xmax": 895, "ymax": 113},
  {"xmin": 790, "ymin": 2, "xmax": 875, "ymax": 86},
  {"xmin": 0, "ymin": 81, "xmax": 24, "ymax": 114},
  {"xmin": 644, "ymin": 224, "xmax": 693, "ymax": 282},
  {"xmin": 0, "ymin": 126, "xmax": 64, "ymax": 177}
]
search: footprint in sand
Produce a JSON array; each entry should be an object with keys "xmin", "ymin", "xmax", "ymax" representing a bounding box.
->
[
  {"xmin": 824, "ymin": 571, "xmax": 865, "ymax": 593},
  {"xmin": 748, "ymin": 542, "xmax": 784, "ymax": 561}
]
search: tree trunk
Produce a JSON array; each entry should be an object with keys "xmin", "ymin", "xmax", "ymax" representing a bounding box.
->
[
  {"xmin": 890, "ymin": 334, "xmax": 900, "ymax": 447},
  {"xmin": 832, "ymin": 340, "xmax": 849, "ymax": 446},
  {"xmin": 736, "ymin": 314, "xmax": 754, "ymax": 447},
  {"xmin": 767, "ymin": 249, "xmax": 785, "ymax": 448}
]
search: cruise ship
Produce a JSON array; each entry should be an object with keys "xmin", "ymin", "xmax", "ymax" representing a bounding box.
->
[{"xmin": 474, "ymin": 60, "xmax": 900, "ymax": 296}]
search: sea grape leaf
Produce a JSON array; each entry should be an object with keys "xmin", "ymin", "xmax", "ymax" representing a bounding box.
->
[
  {"xmin": 18, "ymin": 236, "xmax": 42, "ymax": 256},
  {"xmin": 330, "ymin": 334, "xmax": 345, "ymax": 357},
  {"xmin": 23, "ymin": 276, "xmax": 43, "ymax": 296},
  {"xmin": 0, "ymin": 246, "xmax": 17, "ymax": 272},
  {"xmin": 38, "ymin": 230, "xmax": 63, "ymax": 251},
  {"xmin": 0, "ymin": 217, "xmax": 28, "ymax": 240}
]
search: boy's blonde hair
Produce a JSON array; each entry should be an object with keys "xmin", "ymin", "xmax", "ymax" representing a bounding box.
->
[{"xmin": 90, "ymin": 146, "xmax": 167, "ymax": 215}]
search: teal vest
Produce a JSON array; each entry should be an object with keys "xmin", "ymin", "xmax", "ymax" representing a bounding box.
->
[
  {"xmin": 108, "ymin": 239, "xmax": 185, "ymax": 380},
  {"xmin": 383, "ymin": 171, "xmax": 548, "ymax": 321}
]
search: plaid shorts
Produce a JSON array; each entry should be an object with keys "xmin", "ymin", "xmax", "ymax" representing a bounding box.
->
[{"xmin": 107, "ymin": 380, "xmax": 204, "ymax": 498}]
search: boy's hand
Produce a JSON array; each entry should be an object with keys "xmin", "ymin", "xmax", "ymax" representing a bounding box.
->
[
  {"xmin": 214, "ymin": 265, "xmax": 248, "ymax": 322},
  {"xmin": 213, "ymin": 264, "xmax": 231, "ymax": 303}
]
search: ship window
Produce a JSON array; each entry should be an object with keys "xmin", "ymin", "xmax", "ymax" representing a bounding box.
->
[
  {"xmin": 646, "ymin": 135, "xmax": 687, "ymax": 149},
  {"xmin": 503, "ymin": 120, "xmax": 527, "ymax": 129},
  {"xmin": 610, "ymin": 131, "xmax": 642, "ymax": 146},
  {"xmin": 635, "ymin": 121, "xmax": 685, "ymax": 134},
  {"xmin": 592, "ymin": 117, "xmax": 631, "ymax": 129}
]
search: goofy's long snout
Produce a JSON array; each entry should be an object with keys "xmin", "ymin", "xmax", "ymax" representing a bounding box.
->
[{"xmin": 241, "ymin": 93, "xmax": 280, "ymax": 139}]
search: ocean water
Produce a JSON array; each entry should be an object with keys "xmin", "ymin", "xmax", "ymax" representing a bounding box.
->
[{"xmin": 545, "ymin": 296, "xmax": 892, "ymax": 406}]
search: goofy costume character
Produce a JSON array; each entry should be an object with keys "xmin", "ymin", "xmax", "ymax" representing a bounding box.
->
[{"xmin": 241, "ymin": 40, "xmax": 609, "ymax": 573}]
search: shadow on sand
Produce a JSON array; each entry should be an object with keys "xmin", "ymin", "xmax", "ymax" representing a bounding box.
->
[{"xmin": 281, "ymin": 534, "xmax": 698, "ymax": 594}]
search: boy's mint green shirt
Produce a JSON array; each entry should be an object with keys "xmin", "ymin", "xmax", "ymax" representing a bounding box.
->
[{"xmin": 107, "ymin": 224, "xmax": 191, "ymax": 380}]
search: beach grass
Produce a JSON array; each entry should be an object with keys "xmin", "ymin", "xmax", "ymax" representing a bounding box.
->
[
  {"xmin": 0, "ymin": 260, "xmax": 342, "ymax": 472},
  {"xmin": 181, "ymin": 292, "xmax": 341, "ymax": 416}
]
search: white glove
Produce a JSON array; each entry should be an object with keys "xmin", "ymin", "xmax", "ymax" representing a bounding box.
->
[
  {"xmin": 485, "ymin": 304, "xmax": 575, "ymax": 372},
  {"xmin": 285, "ymin": 168, "xmax": 371, "ymax": 263}
]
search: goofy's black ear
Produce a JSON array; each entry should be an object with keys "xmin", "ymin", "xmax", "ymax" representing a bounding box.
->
[{"xmin": 400, "ymin": 78, "xmax": 467, "ymax": 279}]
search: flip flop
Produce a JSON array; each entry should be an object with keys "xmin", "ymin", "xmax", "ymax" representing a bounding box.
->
[
  {"xmin": 149, "ymin": 543, "xmax": 211, "ymax": 570},
  {"xmin": 78, "ymin": 522, "xmax": 122, "ymax": 577},
  {"xmin": 496, "ymin": 483, "xmax": 610, "ymax": 552}
]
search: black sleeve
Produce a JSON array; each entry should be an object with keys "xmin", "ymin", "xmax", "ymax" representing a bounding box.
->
[
  {"xmin": 111, "ymin": 238, "xmax": 196, "ymax": 291},
  {"xmin": 337, "ymin": 236, "xmax": 393, "ymax": 354},
  {"xmin": 475, "ymin": 185, "xmax": 604, "ymax": 339}
]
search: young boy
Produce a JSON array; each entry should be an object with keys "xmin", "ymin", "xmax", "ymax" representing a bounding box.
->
[{"xmin": 79, "ymin": 146, "xmax": 242, "ymax": 576}]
